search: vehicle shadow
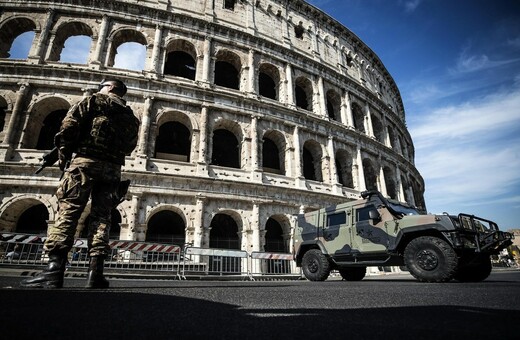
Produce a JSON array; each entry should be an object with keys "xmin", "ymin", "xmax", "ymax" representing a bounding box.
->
[{"xmin": 0, "ymin": 288, "xmax": 518, "ymax": 339}]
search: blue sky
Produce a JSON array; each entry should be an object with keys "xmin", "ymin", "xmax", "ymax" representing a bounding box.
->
[
  {"xmin": 8, "ymin": 1, "xmax": 520, "ymax": 229},
  {"xmin": 307, "ymin": 0, "xmax": 520, "ymax": 229}
]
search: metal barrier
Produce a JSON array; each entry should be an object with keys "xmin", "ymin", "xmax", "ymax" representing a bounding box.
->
[
  {"xmin": 1, "ymin": 233, "xmax": 301, "ymax": 281},
  {"xmin": 181, "ymin": 247, "xmax": 249, "ymax": 279},
  {"xmin": 249, "ymin": 252, "xmax": 301, "ymax": 280}
]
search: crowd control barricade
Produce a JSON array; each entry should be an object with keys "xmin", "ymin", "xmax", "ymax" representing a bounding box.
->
[
  {"xmin": 0, "ymin": 233, "xmax": 46, "ymax": 265},
  {"xmin": 249, "ymin": 252, "xmax": 301, "ymax": 280},
  {"xmin": 181, "ymin": 247, "xmax": 249, "ymax": 279}
]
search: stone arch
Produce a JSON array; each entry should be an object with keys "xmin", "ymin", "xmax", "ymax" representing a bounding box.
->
[
  {"xmin": 154, "ymin": 111, "xmax": 193, "ymax": 162},
  {"xmin": 214, "ymin": 49, "xmax": 242, "ymax": 90},
  {"xmin": 164, "ymin": 39, "xmax": 197, "ymax": 80},
  {"xmin": 0, "ymin": 16, "xmax": 37, "ymax": 58},
  {"xmin": 351, "ymin": 102, "xmax": 366, "ymax": 134},
  {"xmin": 23, "ymin": 95, "xmax": 71, "ymax": 149},
  {"xmin": 262, "ymin": 130, "xmax": 286, "ymax": 175},
  {"xmin": 302, "ymin": 139, "xmax": 323, "ymax": 182},
  {"xmin": 145, "ymin": 206, "xmax": 187, "ymax": 245},
  {"xmin": 264, "ymin": 214, "xmax": 291, "ymax": 253},
  {"xmin": 362, "ymin": 158, "xmax": 378, "ymax": 191},
  {"xmin": 335, "ymin": 149, "xmax": 354, "ymax": 188},
  {"xmin": 388, "ymin": 125, "xmax": 397, "ymax": 149},
  {"xmin": 211, "ymin": 119, "xmax": 243, "ymax": 169},
  {"xmin": 383, "ymin": 166, "xmax": 397, "ymax": 199},
  {"xmin": 258, "ymin": 63, "xmax": 280, "ymax": 100},
  {"xmin": 47, "ymin": 20, "xmax": 93, "ymax": 62},
  {"xmin": 326, "ymin": 89, "xmax": 341, "ymax": 122},
  {"xmin": 411, "ymin": 176, "xmax": 425, "ymax": 211},
  {"xmin": 295, "ymin": 76, "xmax": 313, "ymax": 111},
  {"xmin": 401, "ymin": 175, "xmax": 411, "ymax": 204},
  {"xmin": 0, "ymin": 95, "xmax": 8, "ymax": 134},
  {"xmin": 0, "ymin": 194, "xmax": 56, "ymax": 233},
  {"xmin": 107, "ymin": 28, "xmax": 148, "ymax": 68},
  {"xmin": 371, "ymin": 114, "xmax": 385, "ymax": 144},
  {"xmin": 209, "ymin": 211, "xmax": 242, "ymax": 250}
]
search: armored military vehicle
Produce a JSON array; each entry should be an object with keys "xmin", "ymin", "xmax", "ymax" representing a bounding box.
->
[{"xmin": 294, "ymin": 190, "xmax": 513, "ymax": 283}]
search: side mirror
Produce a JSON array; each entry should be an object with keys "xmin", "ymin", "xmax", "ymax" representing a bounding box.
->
[{"xmin": 369, "ymin": 209, "xmax": 381, "ymax": 221}]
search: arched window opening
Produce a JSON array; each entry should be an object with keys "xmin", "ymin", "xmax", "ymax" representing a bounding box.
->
[
  {"xmin": 59, "ymin": 35, "xmax": 91, "ymax": 64},
  {"xmin": 294, "ymin": 23, "xmax": 304, "ymax": 39},
  {"xmin": 295, "ymin": 77, "xmax": 313, "ymax": 111},
  {"xmin": 259, "ymin": 72, "xmax": 276, "ymax": 100},
  {"xmin": 295, "ymin": 84, "xmax": 308, "ymax": 110},
  {"xmin": 372, "ymin": 116, "xmax": 385, "ymax": 144},
  {"xmin": 388, "ymin": 126, "xmax": 397, "ymax": 149},
  {"xmin": 211, "ymin": 129, "xmax": 240, "ymax": 168},
  {"xmin": 113, "ymin": 42, "xmax": 146, "ymax": 71},
  {"xmin": 16, "ymin": 204, "xmax": 49, "ymax": 235},
  {"xmin": 401, "ymin": 176, "xmax": 411, "ymax": 204},
  {"xmin": 210, "ymin": 213, "xmax": 239, "ymax": 250},
  {"xmin": 36, "ymin": 109, "xmax": 67, "ymax": 150},
  {"xmin": 264, "ymin": 218, "xmax": 287, "ymax": 253},
  {"xmin": 383, "ymin": 167, "xmax": 397, "ymax": 199},
  {"xmin": 224, "ymin": 0, "xmax": 236, "ymax": 10},
  {"xmin": 215, "ymin": 60, "xmax": 239, "ymax": 90},
  {"xmin": 302, "ymin": 141, "xmax": 323, "ymax": 182},
  {"xmin": 48, "ymin": 22, "xmax": 93, "ymax": 63},
  {"xmin": 164, "ymin": 51, "xmax": 196, "ymax": 80},
  {"xmin": 363, "ymin": 159, "xmax": 378, "ymax": 191},
  {"xmin": 352, "ymin": 103, "xmax": 366, "ymax": 134},
  {"xmin": 0, "ymin": 18, "xmax": 36, "ymax": 59},
  {"xmin": 82, "ymin": 209, "xmax": 122, "ymax": 240},
  {"xmin": 335, "ymin": 150, "xmax": 354, "ymax": 188},
  {"xmin": 146, "ymin": 210, "xmax": 186, "ymax": 245},
  {"xmin": 326, "ymin": 90, "xmax": 340, "ymax": 121},
  {"xmin": 0, "ymin": 100, "xmax": 6, "ymax": 133},
  {"xmin": 154, "ymin": 121, "xmax": 191, "ymax": 162},
  {"xmin": 262, "ymin": 137, "xmax": 281, "ymax": 174},
  {"xmin": 411, "ymin": 178, "xmax": 426, "ymax": 212}
]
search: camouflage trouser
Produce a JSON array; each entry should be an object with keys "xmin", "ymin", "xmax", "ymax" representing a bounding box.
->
[{"xmin": 44, "ymin": 157, "xmax": 121, "ymax": 258}]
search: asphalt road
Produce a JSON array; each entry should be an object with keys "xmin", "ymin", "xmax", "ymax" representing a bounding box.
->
[{"xmin": 1, "ymin": 269, "xmax": 519, "ymax": 339}]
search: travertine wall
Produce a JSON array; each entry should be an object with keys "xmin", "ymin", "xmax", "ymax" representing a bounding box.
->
[{"xmin": 0, "ymin": 0, "xmax": 424, "ymax": 252}]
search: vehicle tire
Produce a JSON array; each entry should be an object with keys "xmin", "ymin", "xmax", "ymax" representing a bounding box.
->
[
  {"xmin": 301, "ymin": 249, "xmax": 331, "ymax": 281},
  {"xmin": 454, "ymin": 256, "xmax": 492, "ymax": 282},
  {"xmin": 339, "ymin": 267, "xmax": 366, "ymax": 281},
  {"xmin": 404, "ymin": 236, "xmax": 458, "ymax": 282}
]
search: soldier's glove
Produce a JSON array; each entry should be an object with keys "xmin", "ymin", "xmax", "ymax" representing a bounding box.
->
[{"xmin": 58, "ymin": 147, "xmax": 72, "ymax": 171}]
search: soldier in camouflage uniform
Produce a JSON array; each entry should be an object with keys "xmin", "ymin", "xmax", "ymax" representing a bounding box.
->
[{"xmin": 21, "ymin": 79, "xmax": 139, "ymax": 289}]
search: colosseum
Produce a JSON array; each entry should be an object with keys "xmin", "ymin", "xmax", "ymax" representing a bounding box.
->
[{"xmin": 0, "ymin": 0, "xmax": 424, "ymax": 256}]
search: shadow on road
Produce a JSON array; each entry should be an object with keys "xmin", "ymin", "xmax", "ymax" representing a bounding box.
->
[{"xmin": 0, "ymin": 288, "xmax": 518, "ymax": 339}]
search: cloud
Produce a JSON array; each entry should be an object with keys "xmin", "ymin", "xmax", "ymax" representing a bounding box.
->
[
  {"xmin": 402, "ymin": 0, "xmax": 424, "ymax": 13},
  {"xmin": 410, "ymin": 88, "xmax": 520, "ymax": 208}
]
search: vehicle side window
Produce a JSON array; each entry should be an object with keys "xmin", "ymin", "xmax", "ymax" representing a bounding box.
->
[
  {"xmin": 356, "ymin": 205, "xmax": 376, "ymax": 222},
  {"xmin": 327, "ymin": 211, "xmax": 346, "ymax": 227}
]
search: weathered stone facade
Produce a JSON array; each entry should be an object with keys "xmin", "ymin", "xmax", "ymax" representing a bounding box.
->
[{"xmin": 0, "ymin": 0, "xmax": 424, "ymax": 253}]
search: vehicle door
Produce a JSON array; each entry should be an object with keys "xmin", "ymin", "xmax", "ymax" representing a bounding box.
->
[
  {"xmin": 351, "ymin": 203, "xmax": 388, "ymax": 253},
  {"xmin": 320, "ymin": 207, "xmax": 352, "ymax": 261}
]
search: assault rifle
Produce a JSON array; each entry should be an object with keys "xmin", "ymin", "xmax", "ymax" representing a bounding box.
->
[
  {"xmin": 35, "ymin": 147, "xmax": 131, "ymax": 204},
  {"xmin": 35, "ymin": 147, "xmax": 60, "ymax": 174}
]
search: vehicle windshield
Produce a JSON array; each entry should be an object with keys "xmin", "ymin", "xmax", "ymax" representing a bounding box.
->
[{"xmin": 387, "ymin": 200, "xmax": 420, "ymax": 216}]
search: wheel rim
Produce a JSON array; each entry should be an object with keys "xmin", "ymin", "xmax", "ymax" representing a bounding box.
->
[
  {"xmin": 308, "ymin": 258, "xmax": 319, "ymax": 273},
  {"xmin": 416, "ymin": 250, "xmax": 439, "ymax": 270}
]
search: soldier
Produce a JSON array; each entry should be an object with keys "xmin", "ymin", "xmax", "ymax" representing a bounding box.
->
[{"xmin": 21, "ymin": 79, "xmax": 139, "ymax": 289}]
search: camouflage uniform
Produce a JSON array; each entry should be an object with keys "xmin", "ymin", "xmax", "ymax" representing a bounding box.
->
[{"xmin": 44, "ymin": 92, "xmax": 139, "ymax": 258}]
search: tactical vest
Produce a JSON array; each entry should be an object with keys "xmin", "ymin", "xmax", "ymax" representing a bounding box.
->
[{"xmin": 76, "ymin": 93, "xmax": 138, "ymax": 165}]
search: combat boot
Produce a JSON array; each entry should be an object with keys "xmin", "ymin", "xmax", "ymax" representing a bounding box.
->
[
  {"xmin": 20, "ymin": 254, "xmax": 66, "ymax": 289},
  {"xmin": 85, "ymin": 256, "xmax": 109, "ymax": 289}
]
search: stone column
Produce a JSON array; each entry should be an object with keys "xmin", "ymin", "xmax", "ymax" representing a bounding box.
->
[
  {"xmin": 91, "ymin": 15, "xmax": 110, "ymax": 68},
  {"xmin": 318, "ymin": 76, "xmax": 326, "ymax": 117},
  {"xmin": 345, "ymin": 92, "xmax": 354, "ymax": 128},
  {"xmin": 197, "ymin": 106, "xmax": 209, "ymax": 176},
  {"xmin": 251, "ymin": 115, "xmax": 262, "ymax": 181},
  {"xmin": 248, "ymin": 49, "xmax": 256, "ymax": 94},
  {"xmin": 202, "ymin": 37, "xmax": 212, "ymax": 84},
  {"xmin": 28, "ymin": 9, "xmax": 54, "ymax": 64},
  {"xmin": 250, "ymin": 203, "xmax": 261, "ymax": 252},
  {"xmin": 1, "ymin": 83, "xmax": 29, "ymax": 159},
  {"xmin": 150, "ymin": 25, "xmax": 163, "ymax": 74},
  {"xmin": 328, "ymin": 136, "xmax": 343, "ymax": 194},
  {"xmin": 379, "ymin": 163, "xmax": 388, "ymax": 197},
  {"xmin": 194, "ymin": 196, "xmax": 205, "ymax": 248},
  {"xmin": 135, "ymin": 96, "xmax": 153, "ymax": 169},
  {"xmin": 365, "ymin": 102, "xmax": 374, "ymax": 138},
  {"xmin": 127, "ymin": 195, "xmax": 140, "ymax": 240},
  {"xmin": 355, "ymin": 146, "xmax": 366, "ymax": 191},
  {"xmin": 285, "ymin": 63, "xmax": 294, "ymax": 107},
  {"xmin": 293, "ymin": 126, "xmax": 305, "ymax": 187},
  {"xmin": 246, "ymin": 0, "xmax": 257, "ymax": 35}
]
